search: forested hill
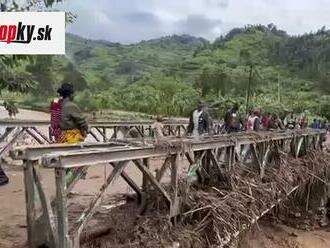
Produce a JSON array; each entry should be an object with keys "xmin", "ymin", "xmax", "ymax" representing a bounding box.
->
[
  {"xmin": 24, "ymin": 25, "xmax": 330, "ymax": 118},
  {"xmin": 64, "ymin": 33, "xmax": 209, "ymax": 86}
]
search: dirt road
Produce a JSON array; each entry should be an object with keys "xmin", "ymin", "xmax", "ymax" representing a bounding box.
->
[{"xmin": 0, "ymin": 106, "xmax": 49, "ymax": 120}]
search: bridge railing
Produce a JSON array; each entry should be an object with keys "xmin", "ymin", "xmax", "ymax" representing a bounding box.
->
[
  {"xmin": 10, "ymin": 129, "xmax": 326, "ymax": 248},
  {"xmin": 0, "ymin": 119, "xmax": 226, "ymax": 160},
  {"xmin": 0, "ymin": 119, "xmax": 193, "ymax": 159}
]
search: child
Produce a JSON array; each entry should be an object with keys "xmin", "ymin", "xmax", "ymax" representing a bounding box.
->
[{"xmin": 152, "ymin": 116, "xmax": 165, "ymax": 139}]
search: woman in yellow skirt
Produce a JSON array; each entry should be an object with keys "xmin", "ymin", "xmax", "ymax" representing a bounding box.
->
[{"xmin": 58, "ymin": 83, "xmax": 89, "ymax": 182}]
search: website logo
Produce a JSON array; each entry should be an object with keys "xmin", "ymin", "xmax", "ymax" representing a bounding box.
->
[{"xmin": 0, "ymin": 12, "xmax": 65, "ymax": 54}]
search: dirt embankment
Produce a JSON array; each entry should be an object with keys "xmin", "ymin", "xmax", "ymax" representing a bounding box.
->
[{"xmin": 239, "ymin": 220, "xmax": 330, "ymax": 248}]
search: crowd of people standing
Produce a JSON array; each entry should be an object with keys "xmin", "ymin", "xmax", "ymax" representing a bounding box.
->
[{"xmin": 184, "ymin": 101, "xmax": 328, "ymax": 137}]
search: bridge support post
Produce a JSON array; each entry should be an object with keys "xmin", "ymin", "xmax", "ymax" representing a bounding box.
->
[
  {"xmin": 55, "ymin": 168, "xmax": 70, "ymax": 248},
  {"xmin": 23, "ymin": 160, "xmax": 37, "ymax": 248}
]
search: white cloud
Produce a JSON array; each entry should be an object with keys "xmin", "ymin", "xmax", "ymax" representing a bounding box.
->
[{"xmin": 57, "ymin": 0, "xmax": 330, "ymax": 43}]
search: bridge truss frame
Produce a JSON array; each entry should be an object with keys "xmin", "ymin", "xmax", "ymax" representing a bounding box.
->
[{"xmin": 10, "ymin": 129, "xmax": 325, "ymax": 248}]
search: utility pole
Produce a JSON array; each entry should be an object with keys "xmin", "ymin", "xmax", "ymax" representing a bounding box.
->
[
  {"xmin": 246, "ymin": 64, "xmax": 253, "ymax": 115},
  {"xmin": 277, "ymin": 73, "xmax": 281, "ymax": 103}
]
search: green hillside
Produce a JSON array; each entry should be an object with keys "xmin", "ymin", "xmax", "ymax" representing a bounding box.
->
[
  {"xmin": 10, "ymin": 24, "xmax": 330, "ymax": 118},
  {"xmin": 63, "ymin": 33, "xmax": 208, "ymax": 87}
]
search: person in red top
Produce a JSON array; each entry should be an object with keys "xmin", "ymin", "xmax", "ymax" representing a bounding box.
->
[
  {"xmin": 298, "ymin": 113, "xmax": 308, "ymax": 129},
  {"xmin": 261, "ymin": 112, "xmax": 271, "ymax": 130},
  {"xmin": 246, "ymin": 111, "xmax": 261, "ymax": 131},
  {"xmin": 50, "ymin": 87, "xmax": 63, "ymax": 143}
]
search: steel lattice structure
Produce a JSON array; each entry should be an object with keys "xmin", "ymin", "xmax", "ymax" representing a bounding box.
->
[{"xmin": 10, "ymin": 129, "xmax": 326, "ymax": 248}]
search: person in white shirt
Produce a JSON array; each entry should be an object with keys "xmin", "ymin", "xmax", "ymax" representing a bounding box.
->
[
  {"xmin": 152, "ymin": 116, "xmax": 165, "ymax": 139},
  {"xmin": 187, "ymin": 101, "xmax": 212, "ymax": 137},
  {"xmin": 246, "ymin": 111, "xmax": 261, "ymax": 131}
]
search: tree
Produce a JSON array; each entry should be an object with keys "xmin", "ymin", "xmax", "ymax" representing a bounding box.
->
[
  {"xmin": 26, "ymin": 56, "xmax": 55, "ymax": 96},
  {"xmin": 0, "ymin": 0, "xmax": 67, "ymax": 94},
  {"xmin": 195, "ymin": 66, "xmax": 230, "ymax": 97},
  {"xmin": 0, "ymin": 56, "xmax": 36, "ymax": 94},
  {"xmin": 60, "ymin": 62, "xmax": 87, "ymax": 92}
]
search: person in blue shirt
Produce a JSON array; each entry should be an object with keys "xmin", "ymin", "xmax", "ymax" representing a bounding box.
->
[{"xmin": 311, "ymin": 119, "xmax": 318, "ymax": 129}]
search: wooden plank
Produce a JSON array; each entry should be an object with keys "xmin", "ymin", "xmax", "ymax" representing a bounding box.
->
[
  {"xmin": 55, "ymin": 168, "xmax": 70, "ymax": 248},
  {"xmin": 133, "ymin": 159, "xmax": 172, "ymax": 205},
  {"xmin": 23, "ymin": 160, "xmax": 37, "ymax": 248}
]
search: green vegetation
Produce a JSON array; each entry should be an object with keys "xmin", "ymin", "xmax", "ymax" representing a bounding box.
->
[{"xmin": 3, "ymin": 24, "xmax": 330, "ymax": 119}]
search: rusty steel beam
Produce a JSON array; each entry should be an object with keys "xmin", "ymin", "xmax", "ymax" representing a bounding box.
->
[
  {"xmin": 37, "ymin": 130, "xmax": 325, "ymax": 169},
  {"xmin": 0, "ymin": 119, "xmax": 189, "ymax": 128},
  {"xmin": 10, "ymin": 141, "xmax": 129, "ymax": 160},
  {"xmin": 9, "ymin": 129, "xmax": 326, "ymax": 164}
]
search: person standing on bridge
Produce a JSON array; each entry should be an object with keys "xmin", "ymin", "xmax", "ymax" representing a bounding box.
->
[
  {"xmin": 285, "ymin": 112, "xmax": 296, "ymax": 129},
  {"xmin": 58, "ymin": 83, "xmax": 89, "ymax": 182},
  {"xmin": 59, "ymin": 83, "xmax": 89, "ymax": 143},
  {"xmin": 298, "ymin": 112, "xmax": 308, "ymax": 129},
  {"xmin": 269, "ymin": 114, "xmax": 284, "ymax": 130},
  {"xmin": 224, "ymin": 103, "xmax": 242, "ymax": 133},
  {"xmin": 152, "ymin": 116, "xmax": 165, "ymax": 139},
  {"xmin": 187, "ymin": 101, "xmax": 212, "ymax": 137},
  {"xmin": 261, "ymin": 112, "xmax": 271, "ymax": 130},
  {"xmin": 246, "ymin": 110, "xmax": 261, "ymax": 131},
  {"xmin": 50, "ymin": 87, "xmax": 64, "ymax": 143}
]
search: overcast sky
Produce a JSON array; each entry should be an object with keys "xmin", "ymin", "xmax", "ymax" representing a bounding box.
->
[{"xmin": 57, "ymin": 0, "xmax": 330, "ymax": 44}]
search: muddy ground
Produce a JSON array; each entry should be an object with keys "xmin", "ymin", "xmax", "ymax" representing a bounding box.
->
[
  {"xmin": 1, "ymin": 163, "xmax": 330, "ymax": 248},
  {"xmin": 1, "ymin": 107, "xmax": 330, "ymax": 248}
]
